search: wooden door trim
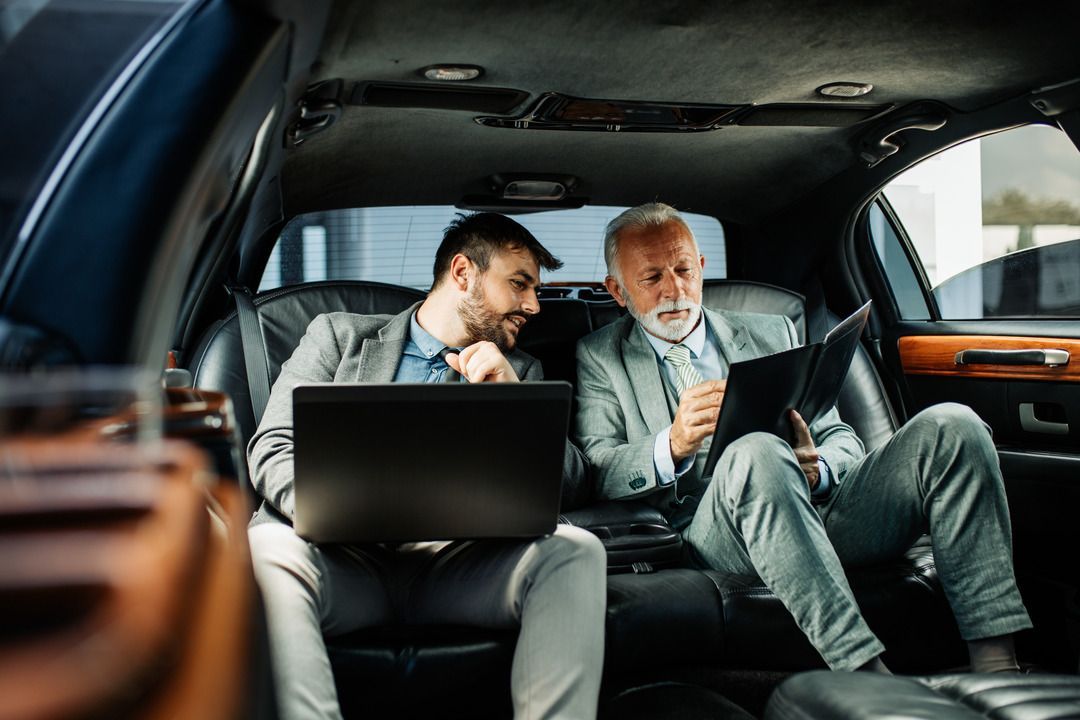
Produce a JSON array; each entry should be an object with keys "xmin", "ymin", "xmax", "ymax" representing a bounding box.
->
[{"xmin": 898, "ymin": 335, "xmax": 1080, "ymax": 382}]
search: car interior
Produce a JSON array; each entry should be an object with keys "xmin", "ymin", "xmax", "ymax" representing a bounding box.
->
[{"xmin": 2, "ymin": 1, "xmax": 1079, "ymax": 718}]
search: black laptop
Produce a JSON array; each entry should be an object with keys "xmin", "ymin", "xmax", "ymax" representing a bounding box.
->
[{"xmin": 292, "ymin": 382, "xmax": 571, "ymax": 543}]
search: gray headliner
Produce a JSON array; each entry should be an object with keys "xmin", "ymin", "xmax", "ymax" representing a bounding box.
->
[{"xmin": 282, "ymin": 0, "xmax": 1080, "ymax": 223}]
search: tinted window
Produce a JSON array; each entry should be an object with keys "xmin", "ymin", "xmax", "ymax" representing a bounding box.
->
[
  {"xmin": 260, "ymin": 206, "xmax": 727, "ymax": 292},
  {"xmin": 872, "ymin": 125, "xmax": 1080, "ymax": 319},
  {"xmin": 867, "ymin": 202, "xmax": 931, "ymax": 320}
]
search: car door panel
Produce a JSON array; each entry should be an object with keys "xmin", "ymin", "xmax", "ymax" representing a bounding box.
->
[
  {"xmin": 882, "ymin": 320, "xmax": 1080, "ymax": 671},
  {"xmin": 887, "ymin": 324, "xmax": 1080, "ymax": 448}
]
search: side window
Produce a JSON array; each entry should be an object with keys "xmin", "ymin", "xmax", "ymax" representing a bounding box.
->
[
  {"xmin": 869, "ymin": 124, "xmax": 1080, "ymax": 319},
  {"xmin": 867, "ymin": 202, "xmax": 931, "ymax": 320},
  {"xmin": 259, "ymin": 206, "xmax": 727, "ymax": 292}
]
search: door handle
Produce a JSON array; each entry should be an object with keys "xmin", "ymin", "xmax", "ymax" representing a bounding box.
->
[
  {"xmin": 1019, "ymin": 403, "xmax": 1070, "ymax": 435},
  {"xmin": 954, "ymin": 349, "xmax": 1070, "ymax": 366}
]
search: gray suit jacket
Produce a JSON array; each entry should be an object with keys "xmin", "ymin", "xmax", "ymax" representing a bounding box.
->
[
  {"xmin": 573, "ymin": 307, "xmax": 864, "ymax": 529},
  {"xmin": 248, "ymin": 302, "xmax": 588, "ymax": 527}
]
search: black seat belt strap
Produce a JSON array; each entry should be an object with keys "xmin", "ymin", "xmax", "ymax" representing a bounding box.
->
[{"xmin": 227, "ymin": 285, "xmax": 272, "ymax": 424}]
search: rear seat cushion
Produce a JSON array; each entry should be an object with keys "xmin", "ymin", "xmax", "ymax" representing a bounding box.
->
[
  {"xmin": 766, "ymin": 671, "xmax": 1080, "ymax": 720},
  {"xmin": 516, "ymin": 298, "xmax": 592, "ymax": 385}
]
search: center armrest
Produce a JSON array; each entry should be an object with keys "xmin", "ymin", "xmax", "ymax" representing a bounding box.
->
[
  {"xmin": 561, "ymin": 500, "xmax": 684, "ymax": 573},
  {"xmin": 560, "ymin": 499, "xmax": 670, "ymax": 529}
]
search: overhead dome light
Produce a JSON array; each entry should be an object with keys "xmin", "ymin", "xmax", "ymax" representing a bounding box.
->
[
  {"xmin": 420, "ymin": 64, "xmax": 484, "ymax": 82},
  {"xmin": 816, "ymin": 81, "xmax": 874, "ymax": 98}
]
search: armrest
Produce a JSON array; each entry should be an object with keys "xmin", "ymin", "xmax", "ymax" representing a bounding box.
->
[
  {"xmin": 560, "ymin": 499, "xmax": 669, "ymax": 529},
  {"xmin": 560, "ymin": 500, "xmax": 684, "ymax": 574}
]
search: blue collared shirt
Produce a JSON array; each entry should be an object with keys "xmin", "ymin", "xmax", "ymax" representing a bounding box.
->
[
  {"xmin": 642, "ymin": 315, "xmax": 833, "ymax": 498},
  {"xmin": 393, "ymin": 312, "xmax": 458, "ymax": 383}
]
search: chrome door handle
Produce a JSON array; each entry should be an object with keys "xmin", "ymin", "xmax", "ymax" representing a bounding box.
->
[
  {"xmin": 954, "ymin": 349, "xmax": 1070, "ymax": 366},
  {"xmin": 1019, "ymin": 403, "xmax": 1070, "ymax": 435}
]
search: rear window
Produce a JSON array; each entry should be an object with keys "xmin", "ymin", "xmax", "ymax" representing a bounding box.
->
[{"xmin": 259, "ymin": 205, "xmax": 726, "ymax": 292}]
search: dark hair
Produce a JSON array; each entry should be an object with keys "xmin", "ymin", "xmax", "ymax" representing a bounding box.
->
[{"xmin": 432, "ymin": 212, "xmax": 563, "ymax": 286}]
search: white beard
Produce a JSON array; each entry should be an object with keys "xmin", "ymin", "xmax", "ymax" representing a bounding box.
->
[{"xmin": 627, "ymin": 297, "xmax": 702, "ymax": 342}]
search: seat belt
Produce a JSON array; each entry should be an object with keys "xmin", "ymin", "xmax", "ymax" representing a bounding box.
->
[{"xmin": 227, "ymin": 285, "xmax": 272, "ymax": 424}]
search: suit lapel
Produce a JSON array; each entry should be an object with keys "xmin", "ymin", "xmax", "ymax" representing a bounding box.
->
[
  {"xmin": 506, "ymin": 350, "xmax": 532, "ymax": 379},
  {"xmin": 704, "ymin": 307, "xmax": 756, "ymax": 365},
  {"xmin": 355, "ymin": 304, "xmax": 417, "ymax": 382},
  {"xmin": 621, "ymin": 323, "xmax": 671, "ymax": 435}
]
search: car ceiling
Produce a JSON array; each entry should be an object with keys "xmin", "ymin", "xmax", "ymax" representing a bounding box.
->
[{"xmin": 279, "ymin": 0, "xmax": 1080, "ymax": 225}]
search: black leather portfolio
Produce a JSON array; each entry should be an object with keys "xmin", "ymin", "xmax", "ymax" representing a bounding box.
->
[{"xmin": 702, "ymin": 301, "xmax": 871, "ymax": 477}]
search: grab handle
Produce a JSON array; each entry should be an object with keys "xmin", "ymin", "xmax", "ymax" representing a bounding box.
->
[
  {"xmin": 1019, "ymin": 403, "xmax": 1069, "ymax": 435},
  {"xmin": 954, "ymin": 349, "xmax": 1070, "ymax": 367}
]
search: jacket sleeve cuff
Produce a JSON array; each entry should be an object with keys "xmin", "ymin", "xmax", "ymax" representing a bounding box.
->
[
  {"xmin": 653, "ymin": 426, "xmax": 694, "ymax": 486},
  {"xmin": 811, "ymin": 456, "xmax": 834, "ymax": 501}
]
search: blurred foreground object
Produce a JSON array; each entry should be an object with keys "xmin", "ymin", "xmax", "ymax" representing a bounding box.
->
[{"xmin": 0, "ymin": 369, "xmax": 264, "ymax": 720}]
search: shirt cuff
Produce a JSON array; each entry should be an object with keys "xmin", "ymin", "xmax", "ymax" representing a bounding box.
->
[
  {"xmin": 653, "ymin": 426, "xmax": 695, "ymax": 486},
  {"xmin": 811, "ymin": 456, "xmax": 833, "ymax": 500}
]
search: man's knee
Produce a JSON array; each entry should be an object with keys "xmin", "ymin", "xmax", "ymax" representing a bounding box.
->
[
  {"xmin": 546, "ymin": 524, "xmax": 607, "ymax": 572},
  {"xmin": 249, "ymin": 522, "xmax": 323, "ymax": 595},
  {"xmin": 909, "ymin": 402, "xmax": 994, "ymax": 453},
  {"xmin": 526, "ymin": 525, "xmax": 607, "ymax": 591},
  {"xmin": 715, "ymin": 432, "xmax": 802, "ymax": 502}
]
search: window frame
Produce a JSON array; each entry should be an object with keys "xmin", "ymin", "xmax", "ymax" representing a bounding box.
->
[
  {"xmin": 864, "ymin": 121, "xmax": 1080, "ymax": 323},
  {"xmin": 864, "ymin": 193, "xmax": 940, "ymax": 321}
]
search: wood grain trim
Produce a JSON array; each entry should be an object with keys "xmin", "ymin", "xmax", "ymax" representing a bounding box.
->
[
  {"xmin": 165, "ymin": 387, "xmax": 235, "ymax": 438},
  {"xmin": 899, "ymin": 335, "xmax": 1080, "ymax": 382},
  {"xmin": 0, "ymin": 441, "xmax": 210, "ymax": 720}
]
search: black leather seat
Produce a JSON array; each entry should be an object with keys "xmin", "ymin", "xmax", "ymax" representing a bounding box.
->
[
  {"xmin": 766, "ymin": 671, "xmax": 1080, "ymax": 720},
  {"xmin": 187, "ymin": 278, "xmax": 963, "ymax": 717}
]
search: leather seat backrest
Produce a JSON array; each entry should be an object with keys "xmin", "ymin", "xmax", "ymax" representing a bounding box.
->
[
  {"xmin": 829, "ymin": 312, "xmax": 899, "ymax": 451},
  {"xmin": 189, "ymin": 278, "xmax": 897, "ymax": 467},
  {"xmin": 516, "ymin": 298, "xmax": 592, "ymax": 385},
  {"xmin": 701, "ymin": 279, "xmax": 807, "ymax": 344},
  {"xmin": 188, "ymin": 281, "xmax": 426, "ymax": 447}
]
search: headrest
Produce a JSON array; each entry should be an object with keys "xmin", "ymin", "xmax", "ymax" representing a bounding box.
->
[{"xmin": 701, "ymin": 279, "xmax": 806, "ymax": 345}]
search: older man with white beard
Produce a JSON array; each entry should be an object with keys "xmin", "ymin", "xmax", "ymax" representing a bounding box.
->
[{"xmin": 573, "ymin": 203, "xmax": 1031, "ymax": 675}]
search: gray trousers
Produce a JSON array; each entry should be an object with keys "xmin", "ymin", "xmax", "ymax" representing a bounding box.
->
[
  {"xmin": 684, "ymin": 403, "xmax": 1033, "ymax": 670},
  {"xmin": 249, "ymin": 523, "xmax": 606, "ymax": 720}
]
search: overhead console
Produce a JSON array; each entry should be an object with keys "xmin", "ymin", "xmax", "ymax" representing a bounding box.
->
[
  {"xmin": 302, "ymin": 80, "xmax": 891, "ymax": 135},
  {"xmin": 475, "ymin": 91, "xmax": 889, "ymax": 132}
]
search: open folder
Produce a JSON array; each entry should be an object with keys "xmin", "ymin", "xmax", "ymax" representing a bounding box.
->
[{"xmin": 702, "ymin": 301, "xmax": 872, "ymax": 477}]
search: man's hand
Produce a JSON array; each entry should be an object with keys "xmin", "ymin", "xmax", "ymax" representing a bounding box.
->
[
  {"xmin": 445, "ymin": 341, "xmax": 520, "ymax": 383},
  {"xmin": 789, "ymin": 410, "xmax": 820, "ymax": 491},
  {"xmin": 669, "ymin": 380, "xmax": 726, "ymax": 464}
]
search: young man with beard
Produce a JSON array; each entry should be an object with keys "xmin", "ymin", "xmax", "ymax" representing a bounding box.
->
[
  {"xmin": 574, "ymin": 203, "xmax": 1030, "ymax": 674},
  {"xmin": 248, "ymin": 213, "xmax": 605, "ymax": 720}
]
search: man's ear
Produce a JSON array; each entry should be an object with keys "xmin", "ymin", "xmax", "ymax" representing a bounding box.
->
[
  {"xmin": 604, "ymin": 276, "xmax": 627, "ymax": 308},
  {"xmin": 449, "ymin": 253, "xmax": 473, "ymax": 292}
]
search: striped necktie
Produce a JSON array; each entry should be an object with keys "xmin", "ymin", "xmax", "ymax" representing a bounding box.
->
[{"xmin": 664, "ymin": 343, "xmax": 704, "ymax": 396}]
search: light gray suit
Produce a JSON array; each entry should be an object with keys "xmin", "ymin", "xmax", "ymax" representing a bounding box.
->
[
  {"xmin": 249, "ymin": 305, "xmax": 606, "ymax": 720},
  {"xmin": 575, "ymin": 307, "xmax": 1032, "ymax": 670}
]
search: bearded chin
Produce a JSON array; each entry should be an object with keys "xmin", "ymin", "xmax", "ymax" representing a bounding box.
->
[
  {"xmin": 628, "ymin": 298, "xmax": 702, "ymax": 342},
  {"xmin": 459, "ymin": 287, "xmax": 514, "ymax": 353}
]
